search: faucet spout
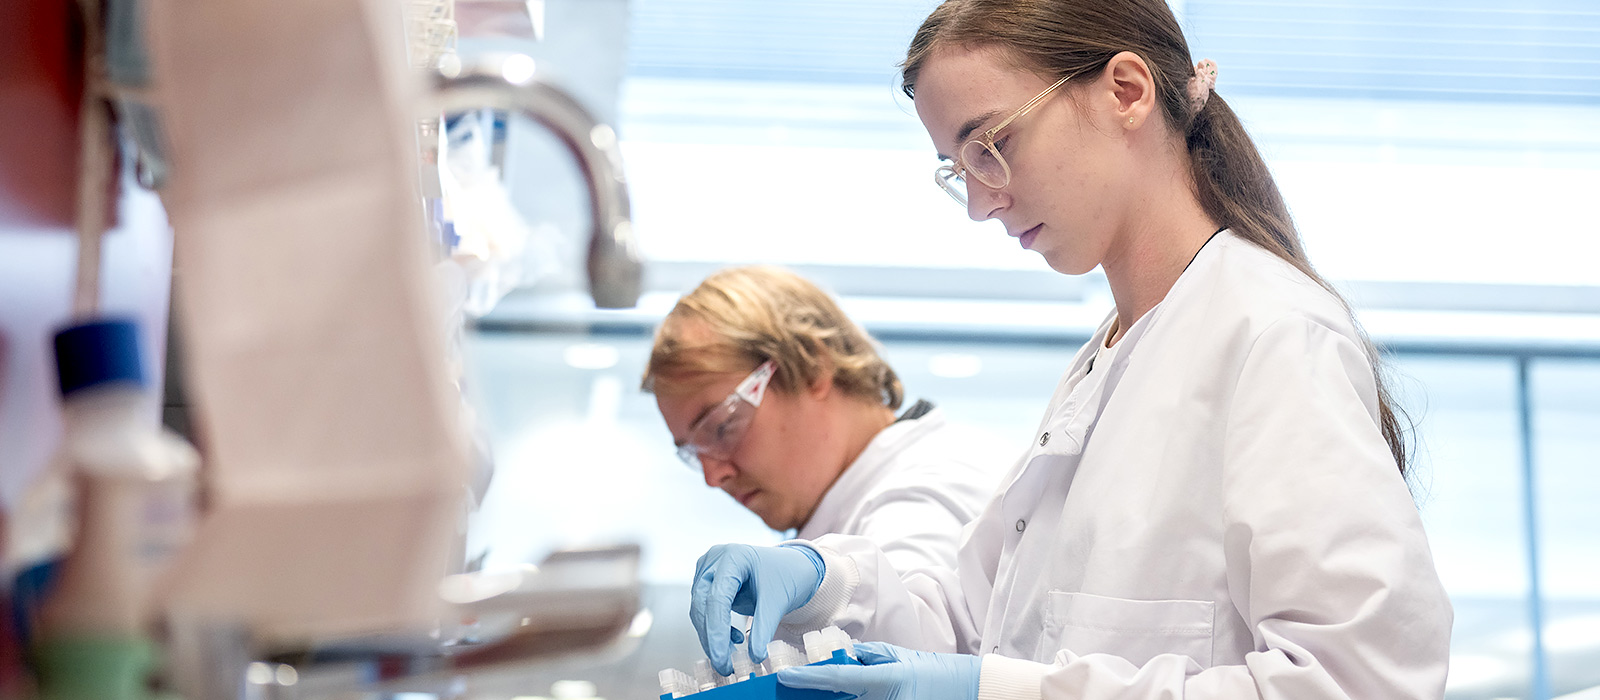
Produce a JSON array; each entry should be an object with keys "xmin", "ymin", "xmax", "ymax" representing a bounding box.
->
[{"xmin": 432, "ymin": 56, "xmax": 643, "ymax": 309}]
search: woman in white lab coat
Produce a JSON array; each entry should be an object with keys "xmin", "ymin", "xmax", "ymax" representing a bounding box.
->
[
  {"xmin": 645, "ymin": 265, "xmax": 1005, "ymax": 574},
  {"xmin": 685, "ymin": 1, "xmax": 1453, "ymax": 699}
]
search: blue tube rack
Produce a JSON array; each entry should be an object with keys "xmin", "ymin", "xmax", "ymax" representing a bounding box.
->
[{"xmin": 659, "ymin": 649, "xmax": 860, "ymax": 700}]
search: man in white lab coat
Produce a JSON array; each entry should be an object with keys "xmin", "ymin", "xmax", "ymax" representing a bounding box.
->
[{"xmin": 644, "ymin": 265, "xmax": 1006, "ymax": 574}]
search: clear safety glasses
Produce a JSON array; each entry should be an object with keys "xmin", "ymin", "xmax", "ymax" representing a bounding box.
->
[
  {"xmin": 676, "ymin": 360, "xmax": 776, "ymax": 471},
  {"xmin": 934, "ymin": 75, "xmax": 1072, "ymax": 207}
]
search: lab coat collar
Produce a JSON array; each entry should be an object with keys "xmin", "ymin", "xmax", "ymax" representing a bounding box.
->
[
  {"xmin": 1066, "ymin": 228, "xmax": 1236, "ymax": 384},
  {"xmin": 797, "ymin": 404, "xmax": 948, "ymax": 540},
  {"xmin": 1037, "ymin": 229, "xmax": 1237, "ymax": 459}
]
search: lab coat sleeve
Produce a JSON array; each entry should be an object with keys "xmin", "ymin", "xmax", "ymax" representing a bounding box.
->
[
  {"xmin": 852, "ymin": 479, "xmax": 984, "ymax": 574},
  {"xmin": 780, "ymin": 449, "xmax": 1020, "ymax": 655},
  {"xmin": 781, "ymin": 520, "xmax": 991, "ymax": 655},
  {"xmin": 976, "ymin": 314, "xmax": 1452, "ymax": 700}
]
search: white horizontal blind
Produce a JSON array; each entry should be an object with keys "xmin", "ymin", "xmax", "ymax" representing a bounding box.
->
[
  {"xmin": 1183, "ymin": 0, "xmax": 1600, "ymax": 103},
  {"xmin": 629, "ymin": 0, "xmax": 1600, "ymax": 101}
]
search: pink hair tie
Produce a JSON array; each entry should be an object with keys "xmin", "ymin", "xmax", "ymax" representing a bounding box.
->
[{"xmin": 1186, "ymin": 59, "xmax": 1218, "ymax": 113}]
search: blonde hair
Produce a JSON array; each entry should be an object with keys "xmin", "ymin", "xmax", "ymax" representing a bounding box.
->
[
  {"xmin": 901, "ymin": 0, "xmax": 1411, "ymax": 477},
  {"xmin": 642, "ymin": 266, "xmax": 904, "ymax": 410}
]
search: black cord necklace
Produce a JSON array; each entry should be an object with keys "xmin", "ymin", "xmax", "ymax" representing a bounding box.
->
[
  {"xmin": 1098, "ymin": 226, "xmax": 1228, "ymax": 363},
  {"xmin": 1184, "ymin": 226, "xmax": 1228, "ymax": 273},
  {"xmin": 1183, "ymin": 226, "xmax": 1228, "ymax": 273}
]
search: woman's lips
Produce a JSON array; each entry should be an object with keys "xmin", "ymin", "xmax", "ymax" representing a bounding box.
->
[{"xmin": 1018, "ymin": 224, "xmax": 1042, "ymax": 250}]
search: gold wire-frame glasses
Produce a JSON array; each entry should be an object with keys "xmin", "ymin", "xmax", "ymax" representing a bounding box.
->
[{"xmin": 934, "ymin": 75, "xmax": 1073, "ymax": 207}]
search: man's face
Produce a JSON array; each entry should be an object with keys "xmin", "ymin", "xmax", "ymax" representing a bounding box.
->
[{"xmin": 655, "ymin": 330, "xmax": 842, "ymax": 531}]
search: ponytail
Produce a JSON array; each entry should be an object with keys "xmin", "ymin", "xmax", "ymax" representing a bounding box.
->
[{"xmin": 1187, "ymin": 94, "xmax": 1412, "ymax": 477}]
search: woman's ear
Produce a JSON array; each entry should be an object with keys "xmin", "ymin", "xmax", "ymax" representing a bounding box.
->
[{"xmin": 1103, "ymin": 50, "xmax": 1157, "ymax": 130}]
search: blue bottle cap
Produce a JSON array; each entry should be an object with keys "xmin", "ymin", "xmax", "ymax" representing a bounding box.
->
[{"xmin": 54, "ymin": 319, "xmax": 146, "ymax": 397}]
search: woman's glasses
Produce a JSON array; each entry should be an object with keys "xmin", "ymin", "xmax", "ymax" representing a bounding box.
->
[{"xmin": 934, "ymin": 75, "xmax": 1072, "ymax": 207}]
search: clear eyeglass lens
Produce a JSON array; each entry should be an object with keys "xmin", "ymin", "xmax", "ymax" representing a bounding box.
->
[
  {"xmin": 677, "ymin": 444, "xmax": 702, "ymax": 470},
  {"xmin": 960, "ymin": 139, "xmax": 1008, "ymax": 188},
  {"xmin": 936, "ymin": 166, "xmax": 967, "ymax": 206},
  {"xmin": 678, "ymin": 401, "xmax": 753, "ymax": 470}
]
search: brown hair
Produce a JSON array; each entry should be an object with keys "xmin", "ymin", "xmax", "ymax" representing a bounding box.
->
[
  {"xmin": 900, "ymin": 0, "xmax": 1411, "ymax": 476},
  {"xmin": 642, "ymin": 266, "xmax": 904, "ymax": 410}
]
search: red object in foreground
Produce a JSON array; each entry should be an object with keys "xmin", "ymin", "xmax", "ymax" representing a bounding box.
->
[{"xmin": 0, "ymin": 0, "xmax": 83, "ymax": 230}]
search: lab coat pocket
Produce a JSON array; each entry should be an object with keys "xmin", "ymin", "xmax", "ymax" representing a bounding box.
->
[{"xmin": 1037, "ymin": 590, "xmax": 1215, "ymax": 669}]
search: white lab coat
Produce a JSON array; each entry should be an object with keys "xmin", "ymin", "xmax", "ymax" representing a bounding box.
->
[
  {"xmin": 781, "ymin": 231, "xmax": 1453, "ymax": 700},
  {"xmin": 798, "ymin": 406, "xmax": 1008, "ymax": 574}
]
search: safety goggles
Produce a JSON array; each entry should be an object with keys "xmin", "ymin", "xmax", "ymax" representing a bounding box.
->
[{"xmin": 676, "ymin": 360, "xmax": 776, "ymax": 471}]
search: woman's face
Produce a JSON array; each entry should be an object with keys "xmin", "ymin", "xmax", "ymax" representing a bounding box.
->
[
  {"xmin": 655, "ymin": 356, "xmax": 843, "ymax": 532},
  {"xmin": 913, "ymin": 45, "xmax": 1136, "ymax": 275}
]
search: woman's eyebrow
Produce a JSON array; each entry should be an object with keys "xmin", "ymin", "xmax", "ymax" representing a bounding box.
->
[
  {"xmin": 957, "ymin": 110, "xmax": 1002, "ymax": 143},
  {"xmin": 936, "ymin": 110, "xmax": 1002, "ymax": 161}
]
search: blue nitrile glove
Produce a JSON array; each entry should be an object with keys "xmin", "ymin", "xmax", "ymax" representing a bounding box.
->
[
  {"xmin": 778, "ymin": 642, "xmax": 981, "ymax": 700},
  {"xmin": 690, "ymin": 543, "xmax": 825, "ymax": 676}
]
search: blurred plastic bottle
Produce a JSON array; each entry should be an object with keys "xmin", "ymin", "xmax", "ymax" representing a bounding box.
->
[{"xmin": 32, "ymin": 319, "xmax": 200, "ymax": 700}]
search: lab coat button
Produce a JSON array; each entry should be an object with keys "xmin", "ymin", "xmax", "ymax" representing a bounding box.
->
[
  {"xmin": 1039, "ymin": 432, "xmax": 1050, "ymax": 446},
  {"xmin": 1015, "ymin": 519, "xmax": 1026, "ymax": 532},
  {"xmin": 991, "ymin": 646, "xmax": 1000, "ymax": 654}
]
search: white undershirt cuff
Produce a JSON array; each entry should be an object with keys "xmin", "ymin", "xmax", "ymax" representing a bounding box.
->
[
  {"xmin": 780, "ymin": 541, "xmax": 859, "ymax": 629},
  {"xmin": 978, "ymin": 654, "xmax": 1050, "ymax": 700}
]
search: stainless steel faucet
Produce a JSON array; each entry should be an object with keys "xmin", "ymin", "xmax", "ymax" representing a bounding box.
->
[{"xmin": 431, "ymin": 55, "xmax": 644, "ymax": 309}]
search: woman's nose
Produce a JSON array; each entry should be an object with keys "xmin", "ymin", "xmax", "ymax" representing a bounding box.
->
[
  {"xmin": 701, "ymin": 455, "xmax": 737, "ymax": 488},
  {"xmin": 966, "ymin": 181, "xmax": 1007, "ymax": 222}
]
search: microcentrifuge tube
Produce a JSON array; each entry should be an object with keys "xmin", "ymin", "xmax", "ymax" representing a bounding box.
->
[
  {"xmin": 693, "ymin": 660, "xmax": 723, "ymax": 691},
  {"xmin": 824, "ymin": 626, "xmax": 857, "ymax": 659},
  {"xmin": 658, "ymin": 668, "xmax": 697, "ymax": 698},
  {"xmin": 730, "ymin": 645, "xmax": 755, "ymax": 682},
  {"xmin": 762, "ymin": 640, "xmax": 805, "ymax": 674},
  {"xmin": 802, "ymin": 630, "xmax": 827, "ymax": 664}
]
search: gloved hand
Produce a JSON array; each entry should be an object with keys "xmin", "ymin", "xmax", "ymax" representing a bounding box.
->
[
  {"xmin": 778, "ymin": 642, "xmax": 981, "ymax": 700},
  {"xmin": 690, "ymin": 544, "xmax": 824, "ymax": 676}
]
